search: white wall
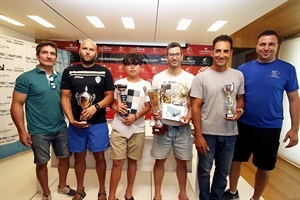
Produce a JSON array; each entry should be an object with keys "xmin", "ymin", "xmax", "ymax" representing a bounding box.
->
[
  {"xmin": 0, "ymin": 25, "xmax": 35, "ymax": 42},
  {"xmin": 278, "ymin": 36, "xmax": 300, "ymax": 167}
]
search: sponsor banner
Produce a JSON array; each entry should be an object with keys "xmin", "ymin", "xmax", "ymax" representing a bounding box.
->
[{"xmin": 53, "ymin": 40, "xmax": 212, "ymax": 120}]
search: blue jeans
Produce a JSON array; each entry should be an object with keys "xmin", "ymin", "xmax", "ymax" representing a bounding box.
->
[{"xmin": 197, "ymin": 134, "xmax": 236, "ymax": 200}]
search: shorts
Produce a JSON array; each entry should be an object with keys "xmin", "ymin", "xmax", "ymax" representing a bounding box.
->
[
  {"xmin": 68, "ymin": 123, "xmax": 110, "ymax": 153},
  {"xmin": 151, "ymin": 125, "xmax": 193, "ymax": 160},
  {"xmin": 110, "ymin": 130, "xmax": 145, "ymax": 161},
  {"xmin": 31, "ymin": 127, "xmax": 70, "ymax": 164},
  {"xmin": 233, "ymin": 121, "xmax": 281, "ymax": 170}
]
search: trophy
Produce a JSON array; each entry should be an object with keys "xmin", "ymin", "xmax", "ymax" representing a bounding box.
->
[
  {"xmin": 78, "ymin": 86, "xmax": 95, "ymax": 124},
  {"xmin": 114, "ymin": 83, "xmax": 128, "ymax": 117},
  {"xmin": 224, "ymin": 83, "xmax": 235, "ymax": 118},
  {"xmin": 143, "ymin": 86, "xmax": 167, "ymax": 135}
]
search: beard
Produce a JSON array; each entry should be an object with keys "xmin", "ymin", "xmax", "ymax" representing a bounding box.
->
[{"xmin": 80, "ymin": 55, "xmax": 97, "ymax": 65}]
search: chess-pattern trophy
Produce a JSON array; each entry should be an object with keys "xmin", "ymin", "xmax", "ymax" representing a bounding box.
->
[
  {"xmin": 143, "ymin": 86, "xmax": 168, "ymax": 134},
  {"xmin": 115, "ymin": 83, "xmax": 129, "ymax": 118},
  {"xmin": 224, "ymin": 83, "xmax": 235, "ymax": 118},
  {"xmin": 78, "ymin": 86, "xmax": 95, "ymax": 124}
]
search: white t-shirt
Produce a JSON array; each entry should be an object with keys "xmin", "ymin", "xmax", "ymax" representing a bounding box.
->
[
  {"xmin": 113, "ymin": 78, "xmax": 151, "ymax": 133},
  {"xmin": 152, "ymin": 69, "xmax": 195, "ymax": 126}
]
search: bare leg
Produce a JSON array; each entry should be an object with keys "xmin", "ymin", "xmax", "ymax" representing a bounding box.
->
[
  {"xmin": 108, "ymin": 159, "xmax": 125, "ymax": 200},
  {"xmin": 175, "ymin": 157, "xmax": 189, "ymax": 200},
  {"xmin": 94, "ymin": 151, "xmax": 107, "ymax": 198},
  {"xmin": 229, "ymin": 160, "xmax": 242, "ymax": 192},
  {"xmin": 252, "ymin": 168, "xmax": 270, "ymax": 200},
  {"xmin": 73, "ymin": 151, "xmax": 87, "ymax": 199},
  {"xmin": 36, "ymin": 163, "xmax": 50, "ymax": 196},
  {"xmin": 153, "ymin": 159, "xmax": 166, "ymax": 200},
  {"xmin": 57, "ymin": 157, "xmax": 70, "ymax": 189},
  {"xmin": 125, "ymin": 157, "xmax": 137, "ymax": 199}
]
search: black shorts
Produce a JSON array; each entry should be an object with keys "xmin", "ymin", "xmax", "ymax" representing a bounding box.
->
[{"xmin": 233, "ymin": 121, "xmax": 281, "ymax": 170}]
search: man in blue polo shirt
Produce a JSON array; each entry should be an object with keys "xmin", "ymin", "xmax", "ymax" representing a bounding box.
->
[{"xmin": 10, "ymin": 41, "xmax": 75, "ymax": 200}]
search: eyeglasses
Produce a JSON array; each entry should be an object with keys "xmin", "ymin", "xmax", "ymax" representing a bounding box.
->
[
  {"xmin": 168, "ymin": 52, "xmax": 182, "ymax": 57},
  {"xmin": 48, "ymin": 76, "xmax": 57, "ymax": 90}
]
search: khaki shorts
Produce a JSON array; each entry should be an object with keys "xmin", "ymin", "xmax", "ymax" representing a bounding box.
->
[{"xmin": 110, "ymin": 129, "xmax": 145, "ymax": 160}]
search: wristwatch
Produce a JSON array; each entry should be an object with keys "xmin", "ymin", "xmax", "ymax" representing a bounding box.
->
[
  {"xmin": 94, "ymin": 103, "xmax": 101, "ymax": 111},
  {"xmin": 236, "ymin": 108, "xmax": 244, "ymax": 114}
]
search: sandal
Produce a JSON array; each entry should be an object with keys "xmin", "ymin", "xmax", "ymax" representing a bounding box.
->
[
  {"xmin": 125, "ymin": 196, "xmax": 134, "ymax": 200},
  {"xmin": 98, "ymin": 191, "xmax": 107, "ymax": 200},
  {"xmin": 72, "ymin": 190, "xmax": 86, "ymax": 200}
]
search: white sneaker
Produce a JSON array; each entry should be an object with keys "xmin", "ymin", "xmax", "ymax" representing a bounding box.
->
[
  {"xmin": 57, "ymin": 185, "xmax": 76, "ymax": 197},
  {"xmin": 42, "ymin": 193, "xmax": 51, "ymax": 200}
]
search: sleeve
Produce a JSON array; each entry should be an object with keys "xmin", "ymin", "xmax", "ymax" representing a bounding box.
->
[
  {"xmin": 60, "ymin": 67, "xmax": 71, "ymax": 90},
  {"xmin": 14, "ymin": 74, "xmax": 30, "ymax": 94},
  {"xmin": 104, "ymin": 68, "xmax": 115, "ymax": 91},
  {"xmin": 190, "ymin": 75, "xmax": 203, "ymax": 99}
]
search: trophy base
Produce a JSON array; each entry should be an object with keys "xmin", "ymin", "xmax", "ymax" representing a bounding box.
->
[
  {"xmin": 152, "ymin": 125, "xmax": 168, "ymax": 135},
  {"xmin": 225, "ymin": 113, "xmax": 234, "ymax": 118}
]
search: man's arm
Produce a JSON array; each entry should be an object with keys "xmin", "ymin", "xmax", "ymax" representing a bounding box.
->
[
  {"xmin": 284, "ymin": 90, "xmax": 300, "ymax": 148},
  {"xmin": 10, "ymin": 91, "xmax": 31, "ymax": 147},
  {"xmin": 61, "ymin": 89, "xmax": 77, "ymax": 125},
  {"xmin": 191, "ymin": 97, "xmax": 209, "ymax": 155},
  {"xmin": 81, "ymin": 90, "xmax": 115, "ymax": 121}
]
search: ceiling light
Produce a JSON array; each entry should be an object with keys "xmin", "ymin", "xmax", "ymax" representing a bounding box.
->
[
  {"xmin": 176, "ymin": 19, "xmax": 192, "ymax": 31},
  {"xmin": 0, "ymin": 15, "xmax": 25, "ymax": 26},
  {"xmin": 121, "ymin": 17, "xmax": 135, "ymax": 29},
  {"xmin": 27, "ymin": 15, "xmax": 55, "ymax": 28},
  {"xmin": 207, "ymin": 20, "xmax": 228, "ymax": 32},
  {"xmin": 86, "ymin": 16, "xmax": 105, "ymax": 28}
]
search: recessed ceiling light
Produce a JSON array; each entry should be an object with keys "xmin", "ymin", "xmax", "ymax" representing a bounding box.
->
[
  {"xmin": 121, "ymin": 17, "xmax": 135, "ymax": 29},
  {"xmin": 27, "ymin": 15, "xmax": 55, "ymax": 28},
  {"xmin": 176, "ymin": 19, "xmax": 192, "ymax": 31},
  {"xmin": 0, "ymin": 15, "xmax": 25, "ymax": 26},
  {"xmin": 207, "ymin": 20, "xmax": 228, "ymax": 32},
  {"xmin": 86, "ymin": 16, "xmax": 105, "ymax": 28}
]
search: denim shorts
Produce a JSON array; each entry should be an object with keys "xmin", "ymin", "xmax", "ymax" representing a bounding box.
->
[
  {"xmin": 30, "ymin": 127, "xmax": 70, "ymax": 164},
  {"xmin": 68, "ymin": 123, "xmax": 110, "ymax": 153},
  {"xmin": 151, "ymin": 125, "xmax": 193, "ymax": 160}
]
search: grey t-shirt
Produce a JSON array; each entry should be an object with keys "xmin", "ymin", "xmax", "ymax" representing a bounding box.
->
[{"xmin": 190, "ymin": 67, "xmax": 244, "ymax": 136}]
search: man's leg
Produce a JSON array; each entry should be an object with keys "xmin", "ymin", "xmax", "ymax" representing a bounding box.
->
[
  {"xmin": 252, "ymin": 168, "xmax": 270, "ymax": 200},
  {"xmin": 73, "ymin": 151, "xmax": 87, "ymax": 199},
  {"xmin": 153, "ymin": 158, "xmax": 167, "ymax": 200},
  {"xmin": 36, "ymin": 163, "xmax": 50, "ymax": 196},
  {"xmin": 94, "ymin": 151, "xmax": 107, "ymax": 198},
  {"xmin": 125, "ymin": 157, "xmax": 137, "ymax": 199},
  {"xmin": 175, "ymin": 158, "xmax": 189, "ymax": 200},
  {"xmin": 229, "ymin": 160, "xmax": 242, "ymax": 192},
  {"xmin": 108, "ymin": 159, "xmax": 125, "ymax": 200},
  {"xmin": 57, "ymin": 157, "xmax": 70, "ymax": 188}
]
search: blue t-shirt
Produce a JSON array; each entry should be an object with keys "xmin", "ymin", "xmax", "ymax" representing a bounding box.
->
[
  {"xmin": 238, "ymin": 59, "xmax": 299, "ymax": 128},
  {"xmin": 14, "ymin": 66, "xmax": 67, "ymax": 135}
]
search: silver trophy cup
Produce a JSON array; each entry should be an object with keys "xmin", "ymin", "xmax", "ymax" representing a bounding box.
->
[
  {"xmin": 114, "ymin": 83, "xmax": 128, "ymax": 117},
  {"xmin": 224, "ymin": 83, "xmax": 235, "ymax": 118},
  {"xmin": 78, "ymin": 86, "xmax": 94, "ymax": 124}
]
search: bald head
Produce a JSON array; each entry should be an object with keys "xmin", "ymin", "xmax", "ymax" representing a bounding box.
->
[{"xmin": 79, "ymin": 39, "xmax": 98, "ymax": 67}]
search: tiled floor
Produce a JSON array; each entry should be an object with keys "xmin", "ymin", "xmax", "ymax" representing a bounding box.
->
[
  {"xmin": 31, "ymin": 168, "xmax": 262, "ymax": 200},
  {"xmin": 0, "ymin": 150, "xmax": 263, "ymax": 200}
]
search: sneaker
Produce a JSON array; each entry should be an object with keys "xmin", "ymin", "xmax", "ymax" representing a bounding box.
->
[
  {"xmin": 42, "ymin": 194, "xmax": 52, "ymax": 200},
  {"xmin": 223, "ymin": 189, "xmax": 239, "ymax": 200},
  {"xmin": 57, "ymin": 185, "xmax": 76, "ymax": 197}
]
